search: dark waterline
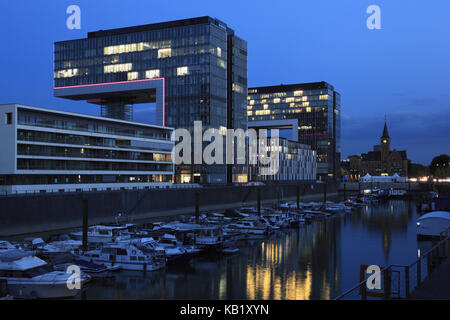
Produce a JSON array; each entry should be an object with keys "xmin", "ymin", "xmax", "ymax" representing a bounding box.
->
[{"xmin": 79, "ymin": 199, "xmax": 431, "ymax": 300}]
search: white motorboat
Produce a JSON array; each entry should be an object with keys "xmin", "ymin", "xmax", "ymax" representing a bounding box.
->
[
  {"xmin": 194, "ymin": 226, "xmax": 224, "ymax": 247},
  {"xmin": 135, "ymin": 234, "xmax": 200, "ymax": 264},
  {"xmin": 74, "ymin": 243, "xmax": 165, "ymax": 272},
  {"xmin": 48, "ymin": 240, "xmax": 83, "ymax": 252},
  {"xmin": 224, "ymin": 219, "xmax": 269, "ymax": 235},
  {"xmin": 0, "ymin": 250, "xmax": 90, "ymax": 299},
  {"xmin": 264, "ymin": 214, "xmax": 290, "ymax": 228},
  {"xmin": 70, "ymin": 225, "xmax": 131, "ymax": 244}
]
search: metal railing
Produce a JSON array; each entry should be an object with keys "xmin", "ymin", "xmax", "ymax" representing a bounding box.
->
[{"xmin": 335, "ymin": 228, "xmax": 450, "ymax": 300}]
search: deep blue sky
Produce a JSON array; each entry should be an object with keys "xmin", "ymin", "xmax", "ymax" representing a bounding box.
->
[{"xmin": 1, "ymin": 0, "xmax": 449, "ymax": 165}]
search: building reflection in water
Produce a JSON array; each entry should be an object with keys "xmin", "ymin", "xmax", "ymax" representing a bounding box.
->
[{"xmin": 243, "ymin": 215, "xmax": 341, "ymax": 300}]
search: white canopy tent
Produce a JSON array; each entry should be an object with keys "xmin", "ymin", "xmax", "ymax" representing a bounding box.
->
[{"xmin": 359, "ymin": 173, "xmax": 407, "ymax": 183}]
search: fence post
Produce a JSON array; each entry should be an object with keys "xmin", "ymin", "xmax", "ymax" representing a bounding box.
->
[
  {"xmin": 383, "ymin": 268, "xmax": 391, "ymax": 300},
  {"xmin": 405, "ymin": 266, "xmax": 410, "ymax": 298},
  {"xmin": 360, "ymin": 281, "xmax": 367, "ymax": 300}
]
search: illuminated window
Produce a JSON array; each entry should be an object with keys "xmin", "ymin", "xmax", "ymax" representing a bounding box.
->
[
  {"xmin": 294, "ymin": 90, "xmax": 303, "ymax": 96},
  {"xmin": 55, "ymin": 68, "xmax": 79, "ymax": 78},
  {"xmin": 247, "ymin": 111, "xmax": 253, "ymax": 116},
  {"xmin": 306, "ymin": 107, "xmax": 312, "ymax": 112},
  {"xmin": 233, "ymin": 83, "xmax": 244, "ymax": 93},
  {"xmin": 127, "ymin": 72, "xmax": 139, "ymax": 81},
  {"xmin": 217, "ymin": 47, "xmax": 222, "ymax": 57},
  {"xmin": 158, "ymin": 48, "xmax": 172, "ymax": 59},
  {"xmin": 219, "ymin": 126, "xmax": 227, "ymax": 136},
  {"xmin": 302, "ymin": 102, "xmax": 310, "ymax": 107},
  {"xmin": 286, "ymin": 97, "xmax": 294, "ymax": 103},
  {"xmin": 261, "ymin": 99, "xmax": 267, "ymax": 104},
  {"xmin": 145, "ymin": 69, "xmax": 160, "ymax": 79},
  {"xmin": 290, "ymin": 103, "xmax": 295, "ymax": 108},
  {"xmin": 247, "ymin": 106, "xmax": 253, "ymax": 110},
  {"xmin": 104, "ymin": 63, "xmax": 133, "ymax": 73},
  {"xmin": 177, "ymin": 66, "xmax": 189, "ymax": 76},
  {"xmin": 302, "ymin": 96, "xmax": 308, "ymax": 101},
  {"xmin": 263, "ymin": 104, "xmax": 269, "ymax": 110},
  {"xmin": 104, "ymin": 42, "xmax": 149, "ymax": 55},
  {"xmin": 217, "ymin": 59, "xmax": 226, "ymax": 69},
  {"xmin": 319, "ymin": 94, "xmax": 328, "ymax": 100},
  {"xmin": 249, "ymin": 100, "xmax": 255, "ymax": 105},
  {"xmin": 273, "ymin": 98, "xmax": 281, "ymax": 103}
]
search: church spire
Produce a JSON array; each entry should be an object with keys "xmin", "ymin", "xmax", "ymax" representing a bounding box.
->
[{"xmin": 381, "ymin": 120, "xmax": 389, "ymax": 139}]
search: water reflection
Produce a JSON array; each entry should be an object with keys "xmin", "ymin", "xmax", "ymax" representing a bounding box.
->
[{"xmin": 83, "ymin": 200, "xmax": 426, "ymax": 300}]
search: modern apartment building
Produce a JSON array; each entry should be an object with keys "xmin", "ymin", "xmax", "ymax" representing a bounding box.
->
[
  {"xmin": 248, "ymin": 137, "xmax": 317, "ymax": 182},
  {"xmin": 54, "ymin": 16, "xmax": 248, "ymax": 184},
  {"xmin": 0, "ymin": 104, "xmax": 174, "ymax": 194},
  {"xmin": 248, "ymin": 82, "xmax": 340, "ymax": 180}
]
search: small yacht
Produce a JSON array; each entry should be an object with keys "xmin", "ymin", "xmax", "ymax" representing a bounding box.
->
[
  {"xmin": 225, "ymin": 218, "xmax": 269, "ymax": 235},
  {"xmin": 264, "ymin": 214, "xmax": 290, "ymax": 228},
  {"xmin": 48, "ymin": 240, "xmax": 83, "ymax": 253},
  {"xmin": 138, "ymin": 234, "xmax": 200, "ymax": 264},
  {"xmin": 206, "ymin": 213, "xmax": 233, "ymax": 225},
  {"xmin": 194, "ymin": 226, "xmax": 224, "ymax": 248},
  {"xmin": 74, "ymin": 243, "xmax": 165, "ymax": 272},
  {"xmin": 0, "ymin": 250, "xmax": 90, "ymax": 299},
  {"xmin": 70, "ymin": 225, "xmax": 131, "ymax": 244}
]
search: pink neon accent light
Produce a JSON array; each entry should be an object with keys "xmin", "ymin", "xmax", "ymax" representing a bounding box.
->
[
  {"xmin": 54, "ymin": 77, "xmax": 166, "ymax": 127},
  {"xmin": 53, "ymin": 77, "xmax": 165, "ymax": 90},
  {"xmin": 162, "ymin": 78, "xmax": 165, "ymax": 127}
]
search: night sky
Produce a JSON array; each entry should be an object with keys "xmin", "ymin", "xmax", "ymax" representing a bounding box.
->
[{"xmin": 1, "ymin": 0, "xmax": 449, "ymax": 165}]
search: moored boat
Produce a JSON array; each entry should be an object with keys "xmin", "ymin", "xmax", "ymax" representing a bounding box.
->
[{"xmin": 0, "ymin": 250, "xmax": 90, "ymax": 299}]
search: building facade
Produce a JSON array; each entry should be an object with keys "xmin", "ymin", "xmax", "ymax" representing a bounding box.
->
[
  {"xmin": 54, "ymin": 17, "xmax": 248, "ymax": 184},
  {"xmin": 0, "ymin": 104, "xmax": 174, "ymax": 194},
  {"xmin": 248, "ymin": 82, "xmax": 340, "ymax": 180},
  {"xmin": 249, "ymin": 137, "xmax": 317, "ymax": 182},
  {"xmin": 347, "ymin": 122, "xmax": 409, "ymax": 180}
]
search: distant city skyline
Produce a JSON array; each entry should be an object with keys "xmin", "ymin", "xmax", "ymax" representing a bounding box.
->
[{"xmin": 1, "ymin": 0, "xmax": 449, "ymax": 165}]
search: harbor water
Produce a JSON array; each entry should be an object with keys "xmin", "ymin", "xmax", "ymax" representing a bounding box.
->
[{"xmin": 79, "ymin": 199, "xmax": 432, "ymax": 300}]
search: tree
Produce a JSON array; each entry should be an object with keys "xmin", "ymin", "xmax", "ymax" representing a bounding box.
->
[
  {"xmin": 435, "ymin": 167, "xmax": 450, "ymax": 178},
  {"xmin": 429, "ymin": 154, "xmax": 449, "ymax": 176},
  {"xmin": 408, "ymin": 161, "xmax": 429, "ymax": 177}
]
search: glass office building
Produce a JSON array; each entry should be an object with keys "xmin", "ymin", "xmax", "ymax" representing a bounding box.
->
[
  {"xmin": 54, "ymin": 17, "xmax": 248, "ymax": 184},
  {"xmin": 248, "ymin": 82, "xmax": 341, "ymax": 180}
]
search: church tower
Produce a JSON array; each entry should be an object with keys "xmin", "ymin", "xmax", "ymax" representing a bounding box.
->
[{"xmin": 380, "ymin": 121, "xmax": 390, "ymax": 161}]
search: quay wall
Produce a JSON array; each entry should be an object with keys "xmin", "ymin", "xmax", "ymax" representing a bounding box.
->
[
  {"xmin": 339, "ymin": 181, "xmax": 421, "ymax": 191},
  {"xmin": 0, "ymin": 181, "xmax": 338, "ymax": 236}
]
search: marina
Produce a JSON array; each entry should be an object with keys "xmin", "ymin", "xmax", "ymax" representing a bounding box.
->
[{"xmin": 1, "ymin": 195, "xmax": 444, "ymax": 300}]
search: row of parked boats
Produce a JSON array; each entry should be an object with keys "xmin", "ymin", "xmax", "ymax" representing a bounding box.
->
[{"xmin": 0, "ymin": 197, "xmax": 371, "ymax": 299}]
